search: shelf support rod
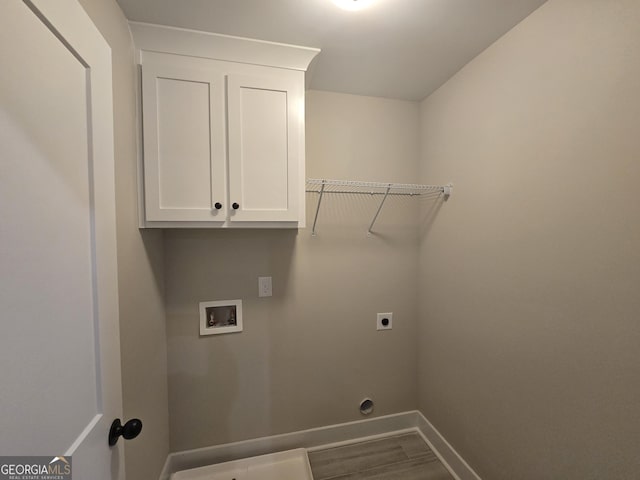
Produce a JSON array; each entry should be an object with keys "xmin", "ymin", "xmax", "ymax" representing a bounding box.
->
[
  {"xmin": 311, "ymin": 180, "xmax": 326, "ymax": 236},
  {"xmin": 367, "ymin": 184, "xmax": 392, "ymax": 235}
]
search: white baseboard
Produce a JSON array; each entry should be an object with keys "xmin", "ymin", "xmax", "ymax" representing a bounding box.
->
[
  {"xmin": 159, "ymin": 411, "xmax": 481, "ymax": 480},
  {"xmin": 414, "ymin": 411, "xmax": 482, "ymax": 480}
]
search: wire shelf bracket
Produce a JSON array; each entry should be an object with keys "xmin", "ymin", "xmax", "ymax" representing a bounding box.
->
[{"xmin": 306, "ymin": 178, "xmax": 452, "ymax": 236}]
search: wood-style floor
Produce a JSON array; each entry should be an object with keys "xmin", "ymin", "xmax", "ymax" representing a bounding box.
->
[{"xmin": 308, "ymin": 432, "xmax": 455, "ymax": 480}]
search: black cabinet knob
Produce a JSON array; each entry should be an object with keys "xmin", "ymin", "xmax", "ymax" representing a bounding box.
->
[
  {"xmin": 232, "ymin": 203, "xmax": 240, "ymax": 210},
  {"xmin": 109, "ymin": 418, "xmax": 142, "ymax": 446},
  {"xmin": 214, "ymin": 202, "xmax": 222, "ymax": 210}
]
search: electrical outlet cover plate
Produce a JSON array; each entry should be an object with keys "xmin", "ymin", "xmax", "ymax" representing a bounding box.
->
[
  {"xmin": 258, "ymin": 276, "xmax": 273, "ymax": 297},
  {"xmin": 377, "ymin": 312, "xmax": 393, "ymax": 330}
]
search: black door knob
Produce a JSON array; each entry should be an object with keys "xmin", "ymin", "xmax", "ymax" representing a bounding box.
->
[
  {"xmin": 232, "ymin": 203, "xmax": 240, "ymax": 210},
  {"xmin": 109, "ymin": 418, "xmax": 142, "ymax": 446},
  {"xmin": 214, "ymin": 202, "xmax": 222, "ymax": 210}
]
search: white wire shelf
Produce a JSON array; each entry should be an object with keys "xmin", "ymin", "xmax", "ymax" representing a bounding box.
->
[
  {"xmin": 305, "ymin": 178, "xmax": 452, "ymax": 236},
  {"xmin": 306, "ymin": 178, "xmax": 447, "ymax": 196}
]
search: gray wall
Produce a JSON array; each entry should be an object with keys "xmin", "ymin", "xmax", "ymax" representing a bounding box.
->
[
  {"xmin": 77, "ymin": 1, "xmax": 170, "ymax": 479},
  {"xmin": 418, "ymin": 1, "xmax": 640, "ymax": 479},
  {"xmin": 165, "ymin": 90, "xmax": 421, "ymax": 451}
]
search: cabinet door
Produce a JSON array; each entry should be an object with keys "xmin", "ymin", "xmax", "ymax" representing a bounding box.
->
[
  {"xmin": 227, "ymin": 73, "xmax": 302, "ymax": 222},
  {"xmin": 142, "ymin": 62, "xmax": 226, "ymax": 222}
]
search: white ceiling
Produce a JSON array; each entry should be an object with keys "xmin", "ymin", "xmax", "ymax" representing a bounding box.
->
[{"xmin": 116, "ymin": 0, "xmax": 547, "ymax": 101}]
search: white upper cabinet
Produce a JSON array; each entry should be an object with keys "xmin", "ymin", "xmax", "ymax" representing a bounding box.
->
[
  {"xmin": 142, "ymin": 58, "xmax": 227, "ymax": 223},
  {"xmin": 227, "ymin": 73, "xmax": 302, "ymax": 222},
  {"xmin": 133, "ymin": 24, "xmax": 319, "ymax": 228}
]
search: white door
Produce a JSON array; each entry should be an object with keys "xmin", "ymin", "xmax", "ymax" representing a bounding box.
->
[
  {"xmin": 0, "ymin": 1, "xmax": 124, "ymax": 479},
  {"xmin": 227, "ymin": 73, "xmax": 302, "ymax": 222},
  {"xmin": 141, "ymin": 55, "xmax": 227, "ymax": 223}
]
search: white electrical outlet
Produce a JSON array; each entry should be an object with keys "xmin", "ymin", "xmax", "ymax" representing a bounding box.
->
[
  {"xmin": 258, "ymin": 276, "xmax": 272, "ymax": 297},
  {"xmin": 377, "ymin": 312, "xmax": 393, "ymax": 330}
]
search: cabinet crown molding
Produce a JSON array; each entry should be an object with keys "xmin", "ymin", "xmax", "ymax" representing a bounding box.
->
[{"xmin": 130, "ymin": 22, "xmax": 320, "ymax": 71}]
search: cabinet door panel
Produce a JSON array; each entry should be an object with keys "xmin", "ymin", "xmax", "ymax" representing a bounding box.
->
[
  {"xmin": 142, "ymin": 64, "xmax": 226, "ymax": 222},
  {"xmin": 227, "ymin": 74, "xmax": 301, "ymax": 222}
]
